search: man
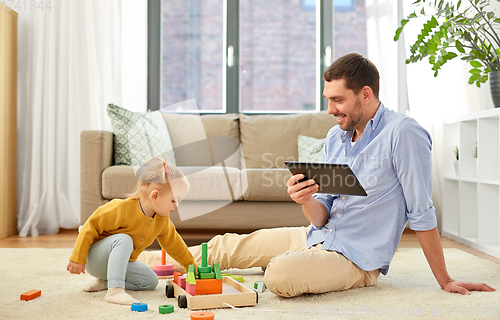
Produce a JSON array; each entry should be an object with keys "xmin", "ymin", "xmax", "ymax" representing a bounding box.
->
[
  {"xmin": 285, "ymin": 53, "xmax": 494, "ymax": 296},
  {"xmin": 139, "ymin": 53, "xmax": 494, "ymax": 297}
]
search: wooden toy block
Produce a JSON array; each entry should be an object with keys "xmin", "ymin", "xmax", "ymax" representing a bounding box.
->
[
  {"xmin": 159, "ymin": 304, "xmax": 174, "ymax": 314},
  {"xmin": 179, "ymin": 275, "xmax": 186, "ymax": 289},
  {"xmin": 20, "ymin": 290, "xmax": 41, "ymax": 301},
  {"xmin": 197, "ymin": 266, "xmax": 212, "ymax": 273},
  {"xmin": 201, "ymin": 243, "xmax": 208, "ymax": 267},
  {"xmin": 186, "ymin": 264, "xmax": 197, "ymax": 284},
  {"xmin": 190, "ymin": 311, "xmax": 215, "ymax": 320},
  {"xmin": 154, "ymin": 263, "xmax": 174, "ymax": 276},
  {"xmin": 199, "ymin": 272, "xmax": 215, "ymax": 279},
  {"xmin": 221, "ymin": 273, "xmax": 232, "ymax": 277},
  {"xmin": 186, "ymin": 272, "xmax": 197, "ymax": 285},
  {"xmin": 131, "ymin": 303, "xmax": 148, "ymax": 312},
  {"xmin": 186, "ymin": 282, "xmax": 196, "ymax": 296},
  {"xmin": 254, "ymin": 281, "xmax": 266, "ymax": 293},
  {"xmin": 195, "ymin": 279, "xmax": 222, "ymax": 295},
  {"xmin": 174, "ymin": 271, "xmax": 183, "ymax": 284},
  {"xmin": 213, "ymin": 263, "xmax": 222, "ymax": 280},
  {"xmin": 230, "ymin": 275, "xmax": 243, "ymax": 282}
]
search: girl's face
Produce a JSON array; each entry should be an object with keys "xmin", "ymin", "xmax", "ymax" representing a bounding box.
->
[{"xmin": 153, "ymin": 179, "xmax": 189, "ymax": 217}]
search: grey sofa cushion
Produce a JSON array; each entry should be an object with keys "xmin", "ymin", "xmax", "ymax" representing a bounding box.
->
[
  {"xmin": 239, "ymin": 112, "xmax": 336, "ymax": 168},
  {"xmin": 101, "ymin": 165, "xmax": 243, "ymax": 202},
  {"xmin": 162, "ymin": 113, "xmax": 240, "ymax": 168},
  {"xmin": 241, "ymin": 168, "xmax": 293, "ymax": 201},
  {"xmin": 179, "ymin": 166, "xmax": 242, "ymax": 201}
]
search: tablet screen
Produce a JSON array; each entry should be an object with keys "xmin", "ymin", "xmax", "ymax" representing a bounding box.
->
[{"xmin": 285, "ymin": 161, "xmax": 367, "ymax": 196}]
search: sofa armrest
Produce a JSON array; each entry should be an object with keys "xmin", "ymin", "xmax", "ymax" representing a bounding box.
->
[{"xmin": 80, "ymin": 130, "xmax": 114, "ymax": 224}]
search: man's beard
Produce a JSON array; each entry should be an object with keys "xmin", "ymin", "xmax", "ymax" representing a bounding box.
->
[{"xmin": 338, "ymin": 97, "xmax": 363, "ymax": 132}]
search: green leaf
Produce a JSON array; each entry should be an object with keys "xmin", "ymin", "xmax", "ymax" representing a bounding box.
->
[
  {"xmin": 446, "ymin": 52, "xmax": 457, "ymax": 59},
  {"xmin": 469, "ymin": 68, "xmax": 481, "ymax": 74},
  {"xmin": 430, "ymin": 16, "xmax": 439, "ymax": 28},
  {"xmin": 455, "ymin": 40, "xmax": 465, "ymax": 53},
  {"xmin": 457, "ymin": 0, "xmax": 461, "ymax": 9},
  {"xmin": 394, "ymin": 27, "xmax": 403, "ymax": 41},
  {"xmin": 471, "ymin": 60, "xmax": 482, "ymax": 67}
]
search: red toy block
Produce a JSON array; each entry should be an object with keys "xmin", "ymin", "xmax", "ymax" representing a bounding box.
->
[
  {"xmin": 179, "ymin": 275, "xmax": 186, "ymax": 289},
  {"xmin": 174, "ymin": 271, "xmax": 183, "ymax": 284},
  {"xmin": 195, "ymin": 279, "xmax": 222, "ymax": 295},
  {"xmin": 186, "ymin": 282, "xmax": 196, "ymax": 296},
  {"xmin": 21, "ymin": 290, "xmax": 41, "ymax": 301}
]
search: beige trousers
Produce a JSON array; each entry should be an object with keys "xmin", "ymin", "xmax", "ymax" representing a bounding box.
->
[{"xmin": 138, "ymin": 226, "xmax": 380, "ymax": 297}]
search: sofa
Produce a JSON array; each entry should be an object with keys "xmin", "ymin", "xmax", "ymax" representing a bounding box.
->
[{"xmin": 80, "ymin": 112, "xmax": 337, "ymax": 244}]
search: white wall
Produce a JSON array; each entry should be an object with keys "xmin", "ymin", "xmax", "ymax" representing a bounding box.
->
[{"xmin": 403, "ymin": 1, "xmax": 500, "ymax": 232}]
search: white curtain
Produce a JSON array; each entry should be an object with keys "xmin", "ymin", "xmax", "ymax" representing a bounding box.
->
[
  {"xmin": 365, "ymin": 0, "xmax": 408, "ymax": 114},
  {"xmin": 17, "ymin": 0, "xmax": 122, "ymax": 236}
]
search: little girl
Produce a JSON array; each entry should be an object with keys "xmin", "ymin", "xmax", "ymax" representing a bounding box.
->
[{"xmin": 67, "ymin": 157, "xmax": 195, "ymax": 305}]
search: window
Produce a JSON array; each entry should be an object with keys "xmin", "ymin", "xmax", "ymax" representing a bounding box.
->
[
  {"xmin": 149, "ymin": 0, "xmax": 367, "ymax": 113},
  {"xmin": 159, "ymin": 0, "xmax": 224, "ymax": 112},
  {"xmin": 239, "ymin": 0, "xmax": 317, "ymax": 112}
]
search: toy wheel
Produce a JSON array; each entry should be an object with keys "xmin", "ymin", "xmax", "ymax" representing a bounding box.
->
[
  {"xmin": 254, "ymin": 289, "xmax": 259, "ymax": 304},
  {"xmin": 166, "ymin": 284, "xmax": 175, "ymax": 298},
  {"xmin": 178, "ymin": 295, "xmax": 188, "ymax": 308}
]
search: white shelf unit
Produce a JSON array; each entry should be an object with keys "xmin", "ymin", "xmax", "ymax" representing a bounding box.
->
[{"xmin": 442, "ymin": 108, "xmax": 500, "ymax": 259}]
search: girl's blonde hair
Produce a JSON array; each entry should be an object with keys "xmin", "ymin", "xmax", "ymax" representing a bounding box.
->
[{"xmin": 127, "ymin": 157, "xmax": 189, "ymax": 199}]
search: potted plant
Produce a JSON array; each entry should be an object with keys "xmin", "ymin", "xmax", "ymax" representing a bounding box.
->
[
  {"xmin": 454, "ymin": 146, "xmax": 459, "ymax": 176},
  {"xmin": 394, "ymin": 0, "xmax": 500, "ymax": 106}
]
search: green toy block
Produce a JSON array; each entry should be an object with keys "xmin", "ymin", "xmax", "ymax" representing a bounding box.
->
[
  {"xmin": 186, "ymin": 272, "xmax": 197, "ymax": 285},
  {"xmin": 186, "ymin": 266, "xmax": 197, "ymax": 284},
  {"xmin": 201, "ymin": 243, "xmax": 208, "ymax": 267},
  {"xmin": 197, "ymin": 266, "xmax": 212, "ymax": 274},
  {"xmin": 213, "ymin": 263, "xmax": 222, "ymax": 280},
  {"xmin": 230, "ymin": 275, "xmax": 243, "ymax": 283},
  {"xmin": 199, "ymin": 272, "xmax": 215, "ymax": 279},
  {"xmin": 221, "ymin": 273, "xmax": 232, "ymax": 277},
  {"xmin": 254, "ymin": 281, "xmax": 266, "ymax": 293}
]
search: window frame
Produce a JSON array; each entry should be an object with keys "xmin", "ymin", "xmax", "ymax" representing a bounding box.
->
[{"xmin": 148, "ymin": 0, "xmax": 333, "ymax": 114}]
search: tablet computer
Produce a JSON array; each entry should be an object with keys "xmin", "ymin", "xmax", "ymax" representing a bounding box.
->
[{"xmin": 284, "ymin": 161, "xmax": 367, "ymax": 196}]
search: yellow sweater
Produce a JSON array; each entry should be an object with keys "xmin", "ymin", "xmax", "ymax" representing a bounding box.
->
[{"xmin": 70, "ymin": 198, "xmax": 195, "ymax": 272}]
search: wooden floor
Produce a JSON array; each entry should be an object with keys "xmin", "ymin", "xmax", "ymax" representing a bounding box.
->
[{"xmin": 1, "ymin": 228, "xmax": 499, "ymax": 265}]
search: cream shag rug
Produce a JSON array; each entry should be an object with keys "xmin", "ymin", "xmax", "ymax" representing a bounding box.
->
[{"xmin": 1, "ymin": 248, "xmax": 499, "ymax": 320}]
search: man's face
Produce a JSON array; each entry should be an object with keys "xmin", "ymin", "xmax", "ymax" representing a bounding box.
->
[{"xmin": 323, "ymin": 79, "xmax": 364, "ymax": 132}]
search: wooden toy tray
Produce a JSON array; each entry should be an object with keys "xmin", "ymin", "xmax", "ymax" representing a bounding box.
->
[{"xmin": 169, "ymin": 276, "xmax": 257, "ymax": 310}]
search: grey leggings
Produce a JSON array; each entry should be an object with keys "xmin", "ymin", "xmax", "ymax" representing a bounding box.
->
[{"xmin": 86, "ymin": 234, "xmax": 158, "ymax": 290}]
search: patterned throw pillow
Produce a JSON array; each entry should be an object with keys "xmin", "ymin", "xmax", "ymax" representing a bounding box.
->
[
  {"xmin": 297, "ymin": 135, "xmax": 325, "ymax": 162},
  {"xmin": 107, "ymin": 104, "xmax": 176, "ymax": 166}
]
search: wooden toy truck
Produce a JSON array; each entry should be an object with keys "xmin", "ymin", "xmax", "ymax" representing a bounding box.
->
[{"xmin": 165, "ymin": 243, "xmax": 257, "ymax": 310}]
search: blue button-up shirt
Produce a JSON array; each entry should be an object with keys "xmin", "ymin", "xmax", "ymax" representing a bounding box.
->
[{"xmin": 309, "ymin": 103, "xmax": 437, "ymax": 275}]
